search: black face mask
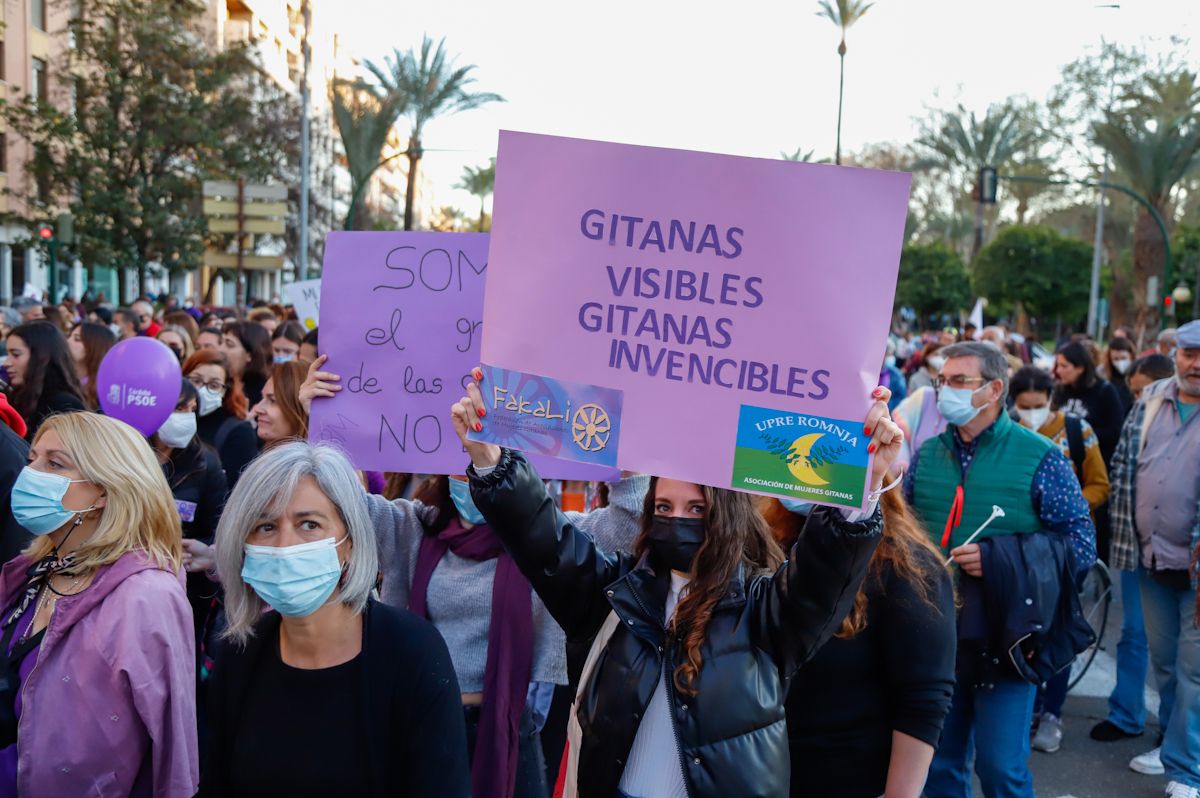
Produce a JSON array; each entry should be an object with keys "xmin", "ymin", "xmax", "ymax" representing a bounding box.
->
[{"xmin": 648, "ymin": 516, "xmax": 706, "ymax": 573}]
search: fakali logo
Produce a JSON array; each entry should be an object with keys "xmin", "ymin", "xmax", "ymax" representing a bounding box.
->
[{"xmin": 571, "ymin": 404, "xmax": 612, "ymax": 452}]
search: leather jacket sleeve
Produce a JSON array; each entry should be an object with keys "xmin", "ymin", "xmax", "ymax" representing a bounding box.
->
[
  {"xmin": 755, "ymin": 505, "xmax": 882, "ymax": 679},
  {"xmin": 469, "ymin": 449, "xmax": 634, "ymax": 641}
]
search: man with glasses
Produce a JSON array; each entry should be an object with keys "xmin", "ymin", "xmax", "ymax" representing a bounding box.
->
[
  {"xmin": 1107, "ymin": 320, "xmax": 1200, "ymax": 798},
  {"xmin": 905, "ymin": 341, "xmax": 1096, "ymax": 798}
]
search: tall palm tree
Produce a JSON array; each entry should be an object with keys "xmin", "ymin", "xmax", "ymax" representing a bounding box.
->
[
  {"xmin": 817, "ymin": 0, "xmax": 873, "ymax": 165},
  {"xmin": 914, "ymin": 102, "xmax": 1038, "ymax": 255},
  {"xmin": 455, "ymin": 158, "xmax": 495, "ymax": 231},
  {"xmin": 781, "ymin": 147, "xmax": 816, "ymax": 162},
  {"xmin": 330, "ymin": 78, "xmax": 408, "ymax": 229},
  {"xmin": 1094, "ymin": 102, "xmax": 1200, "ymax": 332},
  {"xmin": 367, "ymin": 37, "xmax": 503, "ymax": 231}
]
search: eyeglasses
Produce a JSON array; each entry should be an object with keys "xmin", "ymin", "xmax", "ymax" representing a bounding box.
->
[
  {"xmin": 936, "ymin": 375, "xmax": 989, "ymax": 390},
  {"xmin": 187, "ymin": 375, "xmax": 227, "ymax": 393}
]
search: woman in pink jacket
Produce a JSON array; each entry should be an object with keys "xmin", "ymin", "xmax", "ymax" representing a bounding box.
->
[{"xmin": 0, "ymin": 411, "xmax": 198, "ymax": 797}]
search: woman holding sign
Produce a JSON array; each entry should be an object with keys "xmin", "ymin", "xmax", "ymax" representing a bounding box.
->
[
  {"xmin": 299, "ymin": 355, "xmax": 649, "ymax": 798},
  {"xmin": 451, "ymin": 372, "xmax": 902, "ymax": 798}
]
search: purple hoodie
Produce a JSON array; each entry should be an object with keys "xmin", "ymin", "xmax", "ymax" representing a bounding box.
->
[{"xmin": 0, "ymin": 551, "xmax": 198, "ymax": 797}]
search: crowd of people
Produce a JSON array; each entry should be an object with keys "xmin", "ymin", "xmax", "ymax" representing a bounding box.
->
[{"xmin": 0, "ymin": 292, "xmax": 1194, "ymax": 798}]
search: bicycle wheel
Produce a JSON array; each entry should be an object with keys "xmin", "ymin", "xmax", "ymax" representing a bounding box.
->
[{"xmin": 1069, "ymin": 560, "xmax": 1114, "ymax": 690}]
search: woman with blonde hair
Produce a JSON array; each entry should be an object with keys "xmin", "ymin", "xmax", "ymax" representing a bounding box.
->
[{"xmin": 0, "ymin": 412, "xmax": 197, "ymax": 796}]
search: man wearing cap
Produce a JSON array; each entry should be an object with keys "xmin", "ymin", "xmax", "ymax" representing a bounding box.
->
[{"xmin": 1108, "ymin": 319, "xmax": 1200, "ymax": 797}]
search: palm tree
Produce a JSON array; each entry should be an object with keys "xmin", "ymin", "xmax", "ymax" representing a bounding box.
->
[
  {"xmin": 456, "ymin": 158, "xmax": 495, "ymax": 231},
  {"xmin": 817, "ymin": 0, "xmax": 873, "ymax": 165},
  {"xmin": 914, "ymin": 102, "xmax": 1038, "ymax": 255},
  {"xmin": 781, "ymin": 147, "xmax": 816, "ymax": 162},
  {"xmin": 1093, "ymin": 99, "xmax": 1200, "ymax": 332},
  {"xmin": 367, "ymin": 37, "xmax": 503, "ymax": 231},
  {"xmin": 330, "ymin": 78, "xmax": 408, "ymax": 229}
]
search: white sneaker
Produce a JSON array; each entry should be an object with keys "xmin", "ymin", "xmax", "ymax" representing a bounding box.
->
[
  {"xmin": 1165, "ymin": 781, "xmax": 1200, "ymax": 798},
  {"xmin": 1130, "ymin": 746, "xmax": 1165, "ymax": 775},
  {"xmin": 1031, "ymin": 712, "xmax": 1063, "ymax": 753}
]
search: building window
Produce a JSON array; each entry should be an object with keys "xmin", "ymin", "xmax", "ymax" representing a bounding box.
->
[
  {"xmin": 0, "ymin": 41, "xmax": 6, "ymax": 82},
  {"xmin": 32, "ymin": 0, "xmax": 47, "ymax": 32},
  {"xmin": 31, "ymin": 58, "xmax": 47, "ymax": 104},
  {"xmin": 0, "ymin": 136, "xmax": 7, "ymax": 175}
]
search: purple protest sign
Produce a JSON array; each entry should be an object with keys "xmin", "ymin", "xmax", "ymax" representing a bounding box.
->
[
  {"xmin": 481, "ymin": 132, "xmax": 911, "ymax": 509},
  {"xmin": 310, "ymin": 231, "xmax": 618, "ymax": 480}
]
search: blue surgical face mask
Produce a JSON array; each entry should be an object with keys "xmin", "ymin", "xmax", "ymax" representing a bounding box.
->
[
  {"xmin": 241, "ymin": 536, "xmax": 347, "ymax": 618},
  {"xmin": 779, "ymin": 497, "xmax": 815, "ymax": 516},
  {"xmin": 884, "ymin": 355, "xmax": 897, "ymax": 369},
  {"xmin": 273, "ymin": 353, "xmax": 295, "ymax": 364},
  {"xmin": 448, "ymin": 478, "xmax": 486, "ymax": 525},
  {"xmin": 12, "ymin": 466, "xmax": 97, "ymax": 535},
  {"xmin": 937, "ymin": 385, "xmax": 986, "ymax": 427}
]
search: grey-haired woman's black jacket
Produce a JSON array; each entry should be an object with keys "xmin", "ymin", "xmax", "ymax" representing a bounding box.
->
[{"xmin": 469, "ymin": 449, "xmax": 882, "ymax": 798}]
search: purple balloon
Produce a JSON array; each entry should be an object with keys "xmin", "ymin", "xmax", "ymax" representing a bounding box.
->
[{"xmin": 97, "ymin": 337, "xmax": 182, "ymax": 435}]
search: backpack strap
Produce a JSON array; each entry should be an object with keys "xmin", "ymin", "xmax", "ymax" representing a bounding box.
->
[{"xmin": 1064, "ymin": 414, "xmax": 1086, "ymax": 476}]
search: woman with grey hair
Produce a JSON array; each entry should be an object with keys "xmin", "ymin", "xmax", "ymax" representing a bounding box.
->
[{"xmin": 199, "ymin": 441, "xmax": 469, "ymax": 798}]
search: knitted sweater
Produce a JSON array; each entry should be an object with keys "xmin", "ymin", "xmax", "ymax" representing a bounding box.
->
[{"xmin": 365, "ymin": 475, "xmax": 650, "ymax": 692}]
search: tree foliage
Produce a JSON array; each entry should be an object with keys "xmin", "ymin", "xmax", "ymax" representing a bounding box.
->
[
  {"xmin": 893, "ymin": 242, "xmax": 971, "ymax": 324},
  {"xmin": 0, "ymin": 0, "xmax": 292, "ymax": 301},
  {"xmin": 455, "ymin": 159, "xmax": 495, "ymax": 231},
  {"xmin": 973, "ymin": 224, "xmax": 1092, "ymax": 328},
  {"xmin": 366, "ymin": 37, "xmax": 502, "ymax": 230},
  {"xmin": 331, "ymin": 78, "xmax": 407, "ymax": 230}
]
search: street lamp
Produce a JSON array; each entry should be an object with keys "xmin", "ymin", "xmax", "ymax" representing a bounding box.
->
[{"xmin": 1173, "ymin": 282, "xmax": 1193, "ymax": 307}]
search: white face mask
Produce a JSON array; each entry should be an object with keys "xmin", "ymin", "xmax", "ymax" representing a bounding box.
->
[
  {"xmin": 196, "ymin": 386, "xmax": 224, "ymax": 417},
  {"xmin": 158, "ymin": 411, "xmax": 198, "ymax": 448},
  {"xmin": 927, "ymin": 355, "xmax": 946, "ymax": 372},
  {"xmin": 1112, "ymin": 358, "xmax": 1132, "ymax": 375},
  {"xmin": 1017, "ymin": 406, "xmax": 1051, "ymax": 431}
]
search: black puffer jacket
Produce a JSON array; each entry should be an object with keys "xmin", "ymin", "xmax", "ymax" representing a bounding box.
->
[{"xmin": 470, "ymin": 450, "xmax": 882, "ymax": 798}]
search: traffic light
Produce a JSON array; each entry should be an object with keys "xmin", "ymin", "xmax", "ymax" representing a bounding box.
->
[
  {"xmin": 1164, "ymin": 295, "xmax": 1176, "ymax": 317},
  {"xmin": 37, "ymin": 224, "xmax": 53, "ymax": 241}
]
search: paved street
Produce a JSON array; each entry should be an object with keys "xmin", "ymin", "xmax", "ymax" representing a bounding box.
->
[{"xmin": 975, "ymin": 574, "xmax": 1167, "ymax": 798}]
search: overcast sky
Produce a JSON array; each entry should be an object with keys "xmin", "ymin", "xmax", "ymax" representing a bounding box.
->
[{"xmin": 338, "ymin": 0, "xmax": 1194, "ymax": 214}]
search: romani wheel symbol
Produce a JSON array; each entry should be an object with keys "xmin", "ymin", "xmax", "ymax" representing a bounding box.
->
[{"xmin": 571, "ymin": 404, "xmax": 611, "ymax": 452}]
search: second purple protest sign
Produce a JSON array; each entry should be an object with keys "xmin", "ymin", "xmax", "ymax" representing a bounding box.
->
[{"xmin": 309, "ymin": 230, "xmax": 618, "ymax": 480}]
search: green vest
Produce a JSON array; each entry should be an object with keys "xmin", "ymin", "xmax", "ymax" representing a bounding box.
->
[{"xmin": 912, "ymin": 411, "xmax": 1053, "ymax": 550}]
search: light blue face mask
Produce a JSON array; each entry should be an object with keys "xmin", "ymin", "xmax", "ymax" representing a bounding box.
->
[
  {"xmin": 779, "ymin": 497, "xmax": 815, "ymax": 516},
  {"xmin": 273, "ymin": 353, "xmax": 296, "ymax": 364},
  {"xmin": 242, "ymin": 536, "xmax": 347, "ymax": 618},
  {"xmin": 937, "ymin": 385, "xmax": 986, "ymax": 427},
  {"xmin": 448, "ymin": 478, "xmax": 486, "ymax": 526},
  {"xmin": 12, "ymin": 467, "xmax": 96, "ymax": 536}
]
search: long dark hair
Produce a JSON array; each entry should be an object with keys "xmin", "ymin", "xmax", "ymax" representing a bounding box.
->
[
  {"xmin": 161, "ymin": 380, "xmax": 207, "ymax": 486},
  {"xmin": 222, "ymin": 321, "xmax": 271, "ymax": 383},
  {"xmin": 8, "ymin": 322, "xmax": 86, "ymax": 422},
  {"xmin": 761, "ymin": 478, "xmax": 945, "ymax": 639},
  {"xmin": 272, "ymin": 320, "xmax": 306, "ymax": 348},
  {"xmin": 632, "ymin": 479, "xmax": 785, "ymax": 697},
  {"xmin": 413, "ymin": 475, "xmax": 457, "ymax": 534},
  {"xmin": 1105, "ymin": 337, "xmax": 1136, "ymax": 385},
  {"xmin": 72, "ymin": 322, "xmax": 117, "ymax": 408},
  {"xmin": 1055, "ymin": 341, "xmax": 1098, "ymax": 392}
]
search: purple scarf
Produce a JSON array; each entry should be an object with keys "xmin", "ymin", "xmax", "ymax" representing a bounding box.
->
[{"xmin": 409, "ymin": 518, "xmax": 533, "ymax": 798}]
